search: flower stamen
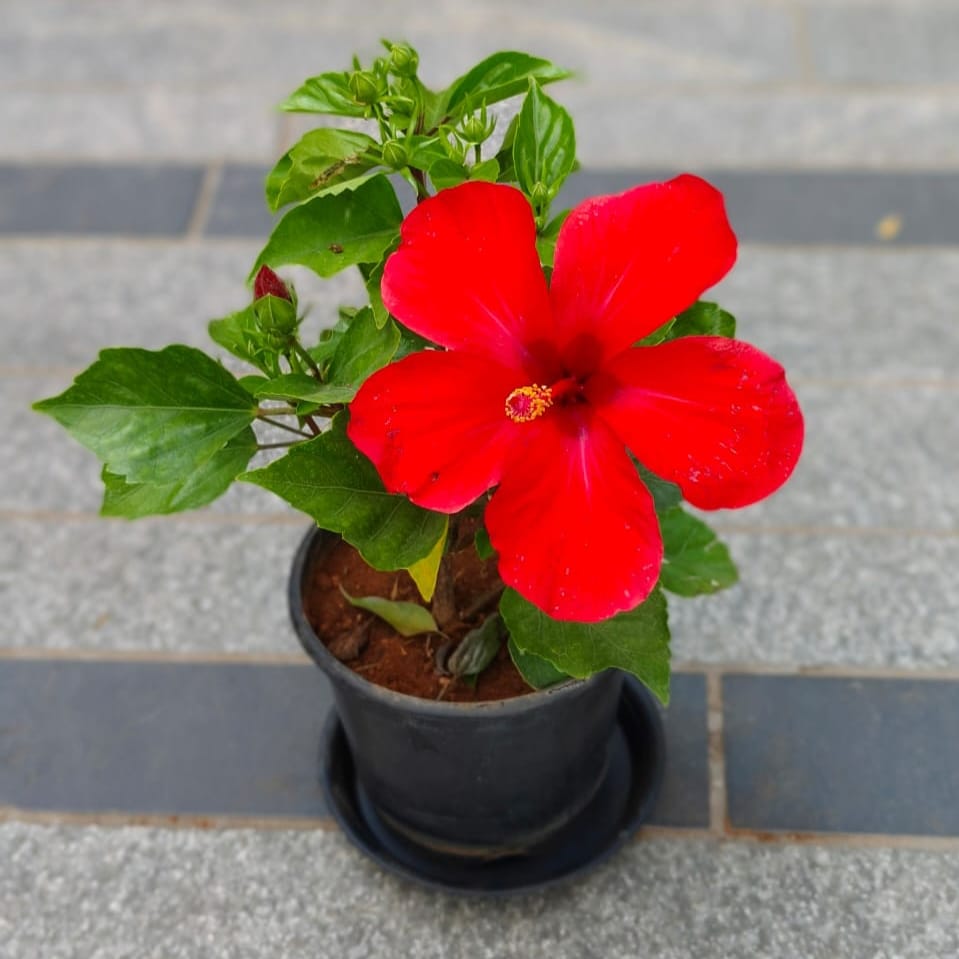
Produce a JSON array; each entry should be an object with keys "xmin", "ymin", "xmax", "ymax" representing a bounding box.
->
[{"xmin": 505, "ymin": 384, "xmax": 553, "ymax": 423}]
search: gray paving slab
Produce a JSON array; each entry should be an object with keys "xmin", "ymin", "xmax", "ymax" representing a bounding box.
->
[
  {"xmin": 2, "ymin": 825, "xmax": 958, "ymax": 958},
  {"xmin": 669, "ymin": 530, "xmax": 959, "ymax": 669},
  {"xmin": 724, "ymin": 674, "xmax": 959, "ymax": 836},
  {"xmin": 0, "ymin": 165, "xmax": 203, "ymax": 236},
  {"xmin": 807, "ymin": 3, "xmax": 959, "ymax": 84},
  {"xmin": 1, "ymin": 518, "xmax": 307, "ymax": 654},
  {"xmin": 0, "ymin": 241, "xmax": 364, "ymax": 369},
  {"xmin": 564, "ymin": 90, "xmax": 959, "ymax": 168},
  {"xmin": 0, "ymin": 662, "xmax": 708, "ymax": 829}
]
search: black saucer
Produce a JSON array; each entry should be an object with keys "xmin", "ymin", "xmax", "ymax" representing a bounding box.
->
[{"xmin": 320, "ymin": 677, "xmax": 666, "ymax": 896}]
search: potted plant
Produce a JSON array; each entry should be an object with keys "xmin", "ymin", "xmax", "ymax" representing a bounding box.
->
[{"xmin": 34, "ymin": 43, "xmax": 803, "ymax": 893}]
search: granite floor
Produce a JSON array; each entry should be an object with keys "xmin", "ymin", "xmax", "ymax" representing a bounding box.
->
[{"xmin": 3, "ymin": 1, "xmax": 959, "ymax": 956}]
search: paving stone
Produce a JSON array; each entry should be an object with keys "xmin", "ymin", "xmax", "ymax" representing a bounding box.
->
[
  {"xmin": 0, "ymin": 662, "xmax": 707, "ymax": 829},
  {"xmin": 807, "ymin": 3, "xmax": 959, "ymax": 84},
  {"xmin": 564, "ymin": 91, "xmax": 959, "ymax": 168},
  {"xmin": 0, "ymin": 91, "xmax": 281, "ymax": 162},
  {"xmin": 0, "ymin": 164, "xmax": 203, "ymax": 236},
  {"xmin": 0, "ymin": 241, "xmax": 364, "ymax": 369},
  {"xmin": 669, "ymin": 531, "xmax": 959, "ymax": 670},
  {"xmin": 724, "ymin": 674, "xmax": 959, "ymax": 836},
  {"xmin": 2, "ymin": 825, "xmax": 957, "ymax": 958},
  {"xmin": 0, "ymin": 518, "xmax": 307, "ymax": 654},
  {"xmin": 739, "ymin": 383, "xmax": 959, "ymax": 532},
  {"xmin": 206, "ymin": 166, "xmax": 276, "ymax": 237}
]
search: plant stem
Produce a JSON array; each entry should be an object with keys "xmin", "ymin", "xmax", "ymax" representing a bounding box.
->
[
  {"xmin": 255, "ymin": 414, "xmax": 310, "ymax": 438},
  {"xmin": 431, "ymin": 552, "xmax": 458, "ymax": 631},
  {"xmin": 291, "ymin": 340, "xmax": 323, "ymax": 379},
  {"xmin": 409, "ymin": 166, "xmax": 430, "ymax": 204},
  {"xmin": 257, "ymin": 440, "xmax": 303, "ymax": 450}
]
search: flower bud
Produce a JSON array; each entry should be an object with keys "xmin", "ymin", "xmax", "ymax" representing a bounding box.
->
[
  {"xmin": 388, "ymin": 43, "xmax": 419, "ymax": 77},
  {"xmin": 460, "ymin": 110, "xmax": 496, "ymax": 145},
  {"xmin": 381, "ymin": 138, "xmax": 408, "ymax": 169},
  {"xmin": 253, "ymin": 265, "xmax": 291, "ymax": 302},
  {"xmin": 530, "ymin": 181, "xmax": 551, "ymax": 207},
  {"xmin": 349, "ymin": 70, "xmax": 382, "ymax": 105}
]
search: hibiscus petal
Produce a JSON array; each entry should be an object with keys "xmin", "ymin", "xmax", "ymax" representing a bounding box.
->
[
  {"xmin": 347, "ymin": 350, "xmax": 524, "ymax": 512},
  {"xmin": 485, "ymin": 407, "xmax": 662, "ymax": 623},
  {"xmin": 591, "ymin": 337, "xmax": 804, "ymax": 510},
  {"xmin": 549, "ymin": 174, "xmax": 737, "ymax": 374},
  {"xmin": 381, "ymin": 181, "xmax": 554, "ymax": 376}
]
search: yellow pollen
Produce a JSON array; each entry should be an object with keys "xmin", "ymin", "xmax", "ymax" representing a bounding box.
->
[{"xmin": 505, "ymin": 384, "xmax": 553, "ymax": 423}]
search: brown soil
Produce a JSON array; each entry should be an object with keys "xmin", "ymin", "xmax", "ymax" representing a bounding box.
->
[{"xmin": 302, "ymin": 533, "xmax": 534, "ymax": 703}]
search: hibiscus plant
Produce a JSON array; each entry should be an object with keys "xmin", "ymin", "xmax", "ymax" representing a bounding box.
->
[{"xmin": 34, "ymin": 44, "xmax": 803, "ymax": 704}]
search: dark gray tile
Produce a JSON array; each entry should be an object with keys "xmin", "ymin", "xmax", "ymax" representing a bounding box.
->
[
  {"xmin": 0, "ymin": 661, "xmax": 332, "ymax": 818},
  {"xmin": 0, "ymin": 659, "xmax": 708, "ymax": 828},
  {"xmin": 205, "ymin": 165, "xmax": 275, "ymax": 237},
  {"xmin": 724, "ymin": 674, "xmax": 959, "ymax": 837},
  {"xmin": 558, "ymin": 170, "xmax": 959, "ymax": 245},
  {"xmin": 649, "ymin": 672, "xmax": 709, "ymax": 829},
  {"xmin": 0, "ymin": 164, "xmax": 204, "ymax": 235}
]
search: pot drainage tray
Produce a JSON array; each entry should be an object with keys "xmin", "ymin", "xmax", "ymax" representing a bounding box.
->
[{"xmin": 320, "ymin": 677, "xmax": 665, "ymax": 895}]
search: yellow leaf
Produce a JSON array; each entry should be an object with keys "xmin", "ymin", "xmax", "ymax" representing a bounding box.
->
[{"xmin": 406, "ymin": 519, "xmax": 448, "ymax": 602}]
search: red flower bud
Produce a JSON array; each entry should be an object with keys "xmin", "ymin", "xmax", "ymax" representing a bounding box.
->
[{"xmin": 253, "ymin": 265, "xmax": 291, "ymax": 302}]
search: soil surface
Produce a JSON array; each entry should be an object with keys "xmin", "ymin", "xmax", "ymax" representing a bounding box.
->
[{"xmin": 302, "ymin": 535, "xmax": 534, "ymax": 702}]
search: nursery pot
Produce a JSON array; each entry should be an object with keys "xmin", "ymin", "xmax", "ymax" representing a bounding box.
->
[{"xmin": 289, "ymin": 526, "xmax": 665, "ymax": 893}]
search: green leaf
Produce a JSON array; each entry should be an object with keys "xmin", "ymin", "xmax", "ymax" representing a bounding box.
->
[
  {"xmin": 659, "ymin": 507, "xmax": 739, "ymax": 597},
  {"xmin": 636, "ymin": 318, "xmax": 676, "ymax": 347},
  {"xmin": 500, "ymin": 587, "xmax": 671, "ymax": 704},
  {"xmin": 360, "ymin": 256, "xmax": 392, "ymax": 328},
  {"xmin": 428, "ymin": 158, "xmax": 469, "ymax": 191},
  {"xmin": 34, "ymin": 346, "xmax": 256, "ymax": 486},
  {"xmin": 442, "ymin": 53, "xmax": 571, "ymax": 120},
  {"xmin": 536, "ymin": 209, "xmax": 569, "ymax": 267},
  {"xmin": 325, "ymin": 308, "xmax": 400, "ymax": 387},
  {"xmin": 265, "ymin": 128, "xmax": 380, "ymax": 212},
  {"xmin": 507, "ymin": 637, "xmax": 569, "ymax": 689},
  {"xmin": 240, "ymin": 413, "xmax": 446, "ymax": 571},
  {"xmin": 469, "ymin": 158, "xmax": 500, "ymax": 182},
  {"xmin": 448, "ymin": 614, "xmax": 504, "ymax": 678},
  {"xmin": 341, "ymin": 587, "xmax": 438, "ymax": 636},
  {"xmin": 251, "ymin": 175, "xmax": 403, "ymax": 280},
  {"xmin": 406, "ymin": 520, "xmax": 448, "ymax": 602},
  {"xmin": 208, "ymin": 305, "xmax": 282, "ymax": 377},
  {"xmin": 512, "ymin": 79, "xmax": 576, "ymax": 211},
  {"xmin": 634, "ymin": 460, "xmax": 682, "ymax": 512},
  {"xmin": 281, "ymin": 72, "xmax": 367, "ymax": 117},
  {"xmin": 474, "ymin": 526, "xmax": 495, "ymax": 561},
  {"xmin": 100, "ymin": 427, "xmax": 257, "ymax": 518},
  {"xmin": 669, "ymin": 301, "xmax": 736, "ymax": 340},
  {"xmin": 253, "ymin": 374, "xmax": 357, "ymax": 405}
]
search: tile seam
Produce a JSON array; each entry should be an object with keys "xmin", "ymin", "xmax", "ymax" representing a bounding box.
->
[
  {"xmin": 184, "ymin": 161, "xmax": 224, "ymax": 239},
  {"xmin": 706, "ymin": 672, "xmax": 728, "ymax": 837}
]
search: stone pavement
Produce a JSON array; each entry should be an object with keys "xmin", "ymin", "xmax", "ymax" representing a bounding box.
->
[{"xmin": 3, "ymin": 1, "xmax": 959, "ymax": 956}]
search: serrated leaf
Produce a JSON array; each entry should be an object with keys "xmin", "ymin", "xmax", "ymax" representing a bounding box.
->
[
  {"xmin": 500, "ymin": 586, "xmax": 671, "ymax": 704},
  {"xmin": 326, "ymin": 308, "xmax": 400, "ymax": 387},
  {"xmin": 634, "ymin": 460, "xmax": 683, "ymax": 512},
  {"xmin": 428, "ymin": 158, "xmax": 469, "ymax": 191},
  {"xmin": 340, "ymin": 587, "xmax": 438, "ymax": 637},
  {"xmin": 240, "ymin": 412, "xmax": 445, "ymax": 570},
  {"xmin": 469, "ymin": 158, "xmax": 500, "ymax": 182},
  {"xmin": 253, "ymin": 374, "xmax": 356, "ymax": 405},
  {"xmin": 442, "ymin": 52, "xmax": 571, "ymax": 120},
  {"xmin": 448, "ymin": 614, "xmax": 504, "ymax": 678},
  {"xmin": 406, "ymin": 520, "xmax": 448, "ymax": 602},
  {"xmin": 251, "ymin": 175, "xmax": 402, "ymax": 280},
  {"xmin": 513, "ymin": 79, "xmax": 576, "ymax": 210},
  {"xmin": 659, "ymin": 507, "xmax": 739, "ymax": 597},
  {"xmin": 281, "ymin": 72, "xmax": 367, "ymax": 117},
  {"xmin": 34, "ymin": 346, "xmax": 256, "ymax": 485},
  {"xmin": 507, "ymin": 637, "xmax": 569, "ymax": 690},
  {"xmin": 208, "ymin": 305, "xmax": 282, "ymax": 377},
  {"xmin": 100, "ymin": 427, "xmax": 257, "ymax": 518},
  {"xmin": 265, "ymin": 128, "xmax": 380, "ymax": 212},
  {"xmin": 669, "ymin": 301, "xmax": 736, "ymax": 340}
]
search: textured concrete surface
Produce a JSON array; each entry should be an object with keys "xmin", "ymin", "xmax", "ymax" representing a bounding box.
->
[{"xmin": 2, "ymin": 825, "xmax": 958, "ymax": 959}]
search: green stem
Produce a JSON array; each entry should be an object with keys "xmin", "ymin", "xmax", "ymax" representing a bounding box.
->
[
  {"xmin": 409, "ymin": 166, "xmax": 430, "ymax": 204},
  {"xmin": 256, "ymin": 414, "xmax": 310, "ymax": 438},
  {"xmin": 291, "ymin": 340, "xmax": 323, "ymax": 379}
]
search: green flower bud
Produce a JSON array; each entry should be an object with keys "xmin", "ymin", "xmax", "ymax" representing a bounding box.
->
[
  {"xmin": 349, "ymin": 70, "xmax": 382, "ymax": 105},
  {"xmin": 381, "ymin": 138, "xmax": 408, "ymax": 169},
  {"xmin": 530, "ymin": 181, "xmax": 550, "ymax": 208},
  {"xmin": 253, "ymin": 294, "xmax": 299, "ymax": 337},
  {"xmin": 388, "ymin": 43, "xmax": 419, "ymax": 77}
]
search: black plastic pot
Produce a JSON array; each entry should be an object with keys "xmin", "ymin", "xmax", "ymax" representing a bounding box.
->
[{"xmin": 289, "ymin": 527, "xmax": 665, "ymax": 894}]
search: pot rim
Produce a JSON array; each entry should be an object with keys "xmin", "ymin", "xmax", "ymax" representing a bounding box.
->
[{"xmin": 288, "ymin": 524, "xmax": 605, "ymax": 717}]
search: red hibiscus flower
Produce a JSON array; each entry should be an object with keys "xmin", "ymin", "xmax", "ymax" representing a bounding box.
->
[{"xmin": 348, "ymin": 176, "xmax": 803, "ymax": 622}]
